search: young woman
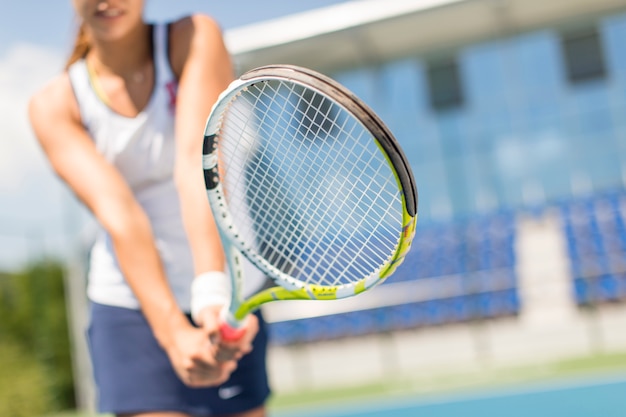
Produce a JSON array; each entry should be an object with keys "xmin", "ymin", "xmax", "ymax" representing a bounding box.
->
[{"xmin": 28, "ymin": 1, "xmax": 270, "ymax": 416}]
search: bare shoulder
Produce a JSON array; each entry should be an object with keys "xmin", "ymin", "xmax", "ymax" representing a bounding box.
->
[
  {"xmin": 29, "ymin": 72, "xmax": 79, "ymax": 131},
  {"xmin": 170, "ymin": 13, "xmax": 224, "ymax": 42},
  {"xmin": 168, "ymin": 14, "xmax": 229, "ymax": 77}
]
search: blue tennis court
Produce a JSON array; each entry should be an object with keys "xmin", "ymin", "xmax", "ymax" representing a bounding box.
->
[{"xmin": 273, "ymin": 374, "xmax": 626, "ymax": 417}]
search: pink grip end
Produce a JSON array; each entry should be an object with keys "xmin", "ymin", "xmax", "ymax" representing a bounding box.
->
[{"xmin": 219, "ymin": 321, "xmax": 246, "ymax": 342}]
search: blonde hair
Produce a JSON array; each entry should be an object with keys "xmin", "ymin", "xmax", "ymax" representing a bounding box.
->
[{"xmin": 65, "ymin": 22, "xmax": 91, "ymax": 69}]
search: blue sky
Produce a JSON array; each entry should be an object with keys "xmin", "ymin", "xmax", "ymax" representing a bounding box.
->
[
  {"xmin": 0, "ymin": 0, "xmax": 348, "ymax": 270},
  {"xmin": 1, "ymin": 1, "xmax": 350, "ymax": 54}
]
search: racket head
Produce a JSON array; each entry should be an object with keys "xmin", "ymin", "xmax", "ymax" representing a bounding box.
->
[{"xmin": 203, "ymin": 65, "xmax": 417, "ymax": 320}]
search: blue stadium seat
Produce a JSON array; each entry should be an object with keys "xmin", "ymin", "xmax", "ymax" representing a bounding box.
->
[
  {"xmin": 559, "ymin": 189, "xmax": 626, "ymax": 307},
  {"xmin": 267, "ymin": 209, "xmax": 522, "ymax": 345}
]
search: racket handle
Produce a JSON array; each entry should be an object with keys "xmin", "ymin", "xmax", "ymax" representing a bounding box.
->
[
  {"xmin": 218, "ymin": 321, "xmax": 247, "ymax": 342},
  {"xmin": 218, "ymin": 308, "xmax": 248, "ymax": 342}
]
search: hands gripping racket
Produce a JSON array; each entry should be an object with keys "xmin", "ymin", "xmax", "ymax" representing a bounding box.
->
[{"xmin": 202, "ymin": 65, "xmax": 418, "ymax": 341}]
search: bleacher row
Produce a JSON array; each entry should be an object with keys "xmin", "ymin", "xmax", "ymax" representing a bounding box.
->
[
  {"xmin": 266, "ymin": 188, "xmax": 626, "ymax": 345},
  {"xmin": 559, "ymin": 189, "xmax": 626, "ymax": 305}
]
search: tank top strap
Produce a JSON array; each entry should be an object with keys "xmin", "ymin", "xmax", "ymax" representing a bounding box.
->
[
  {"xmin": 67, "ymin": 59, "xmax": 104, "ymax": 128},
  {"xmin": 153, "ymin": 23, "xmax": 176, "ymax": 86}
]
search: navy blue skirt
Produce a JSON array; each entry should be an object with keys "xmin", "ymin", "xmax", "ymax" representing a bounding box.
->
[{"xmin": 87, "ymin": 302, "xmax": 271, "ymax": 416}]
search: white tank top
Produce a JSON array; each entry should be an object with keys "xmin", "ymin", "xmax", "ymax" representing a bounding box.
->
[{"xmin": 68, "ymin": 24, "xmax": 195, "ymax": 311}]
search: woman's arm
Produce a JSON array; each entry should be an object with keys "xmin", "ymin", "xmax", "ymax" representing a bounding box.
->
[
  {"xmin": 28, "ymin": 74, "xmax": 234, "ymax": 387},
  {"xmin": 169, "ymin": 15, "xmax": 258, "ymax": 354},
  {"xmin": 170, "ymin": 16, "xmax": 229, "ymax": 275}
]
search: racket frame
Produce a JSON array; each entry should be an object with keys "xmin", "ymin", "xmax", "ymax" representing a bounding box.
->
[{"xmin": 203, "ymin": 65, "xmax": 418, "ymax": 327}]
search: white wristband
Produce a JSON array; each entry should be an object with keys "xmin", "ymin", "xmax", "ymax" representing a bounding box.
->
[{"xmin": 190, "ymin": 271, "xmax": 231, "ymax": 323}]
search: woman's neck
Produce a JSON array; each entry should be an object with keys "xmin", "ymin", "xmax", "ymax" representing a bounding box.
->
[{"xmin": 87, "ymin": 22, "xmax": 152, "ymax": 79}]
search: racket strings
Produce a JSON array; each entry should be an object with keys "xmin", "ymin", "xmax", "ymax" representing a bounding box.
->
[
  {"xmin": 224, "ymin": 84, "xmax": 398, "ymax": 284},
  {"xmin": 300, "ymin": 152, "xmax": 401, "ymax": 286},
  {"xmin": 247, "ymin": 85, "xmax": 396, "ymax": 283},
  {"xmin": 237, "ymin": 82, "xmax": 319, "ymax": 264},
  {"xmin": 246, "ymin": 91, "xmax": 344, "ymax": 277},
  {"xmin": 236, "ymin": 83, "xmax": 398, "ymax": 260},
  {"xmin": 222, "ymin": 83, "xmax": 314, "ymax": 273},
  {"xmin": 228, "ymin": 82, "xmax": 302, "ymax": 205},
  {"xmin": 277, "ymin": 122, "xmax": 395, "ymax": 282},
  {"xmin": 258, "ymin": 84, "xmax": 400, "ymax": 251},
  {"xmin": 231, "ymin": 82, "xmax": 355, "ymax": 258},
  {"xmin": 218, "ymin": 79, "xmax": 403, "ymax": 287},
  {"xmin": 250, "ymin": 150, "xmax": 399, "ymax": 284}
]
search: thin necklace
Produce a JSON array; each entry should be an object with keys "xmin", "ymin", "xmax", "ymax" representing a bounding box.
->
[
  {"xmin": 87, "ymin": 56, "xmax": 150, "ymax": 84},
  {"xmin": 85, "ymin": 58, "xmax": 111, "ymax": 105},
  {"xmin": 85, "ymin": 58, "xmax": 151, "ymax": 107},
  {"xmin": 132, "ymin": 70, "xmax": 146, "ymax": 83}
]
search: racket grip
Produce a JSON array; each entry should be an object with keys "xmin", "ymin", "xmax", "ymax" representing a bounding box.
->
[
  {"xmin": 218, "ymin": 321, "xmax": 247, "ymax": 342},
  {"xmin": 218, "ymin": 308, "xmax": 248, "ymax": 342}
]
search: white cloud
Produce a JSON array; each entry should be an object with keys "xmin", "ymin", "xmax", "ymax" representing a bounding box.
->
[
  {"xmin": 0, "ymin": 43, "xmax": 84, "ymax": 270},
  {"xmin": 0, "ymin": 43, "xmax": 63, "ymax": 190}
]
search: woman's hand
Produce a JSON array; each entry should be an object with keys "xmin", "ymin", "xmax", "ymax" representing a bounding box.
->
[{"xmin": 160, "ymin": 314, "xmax": 238, "ymax": 388}]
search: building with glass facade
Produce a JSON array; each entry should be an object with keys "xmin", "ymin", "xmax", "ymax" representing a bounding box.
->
[
  {"xmin": 336, "ymin": 15, "xmax": 626, "ymax": 223},
  {"xmin": 226, "ymin": 0, "xmax": 626, "ymax": 346}
]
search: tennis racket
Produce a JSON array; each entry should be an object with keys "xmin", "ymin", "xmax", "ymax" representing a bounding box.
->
[{"xmin": 202, "ymin": 64, "xmax": 418, "ymax": 341}]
